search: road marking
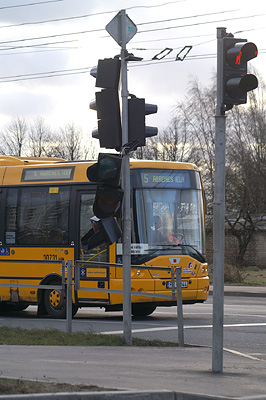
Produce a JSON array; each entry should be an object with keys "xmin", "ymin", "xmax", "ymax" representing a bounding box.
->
[
  {"xmin": 100, "ymin": 322, "xmax": 266, "ymax": 335},
  {"xmin": 35, "ymin": 359, "xmax": 87, "ymax": 364},
  {"xmin": 223, "ymin": 348, "xmax": 262, "ymax": 361}
]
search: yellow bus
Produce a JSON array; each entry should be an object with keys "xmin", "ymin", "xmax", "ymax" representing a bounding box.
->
[{"xmin": 0, "ymin": 156, "xmax": 209, "ymax": 318}]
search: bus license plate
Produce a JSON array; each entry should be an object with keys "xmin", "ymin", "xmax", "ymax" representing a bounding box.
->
[{"xmin": 166, "ymin": 281, "xmax": 188, "ymax": 289}]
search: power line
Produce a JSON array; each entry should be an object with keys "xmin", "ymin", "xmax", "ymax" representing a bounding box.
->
[
  {"xmin": 0, "ymin": 47, "xmax": 77, "ymax": 57},
  {"xmin": 137, "ymin": 9, "xmax": 240, "ymax": 26},
  {"xmin": 0, "ymin": 9, "xmax": 264, "ymax": 48},
  {"xmin": 0, "ymin": 10, "xmax": 113, "ymax": 30},
  {"xmin": 0, "ymin": 46, "xmax": 265, "ymax": 84},
  {"xmin": 131, "ymin": 33, "xmax": 214, "ymax": 45},
  {"xmin": 0, "ymin": 0, "xmax": 64, "ymax": 10},
  {"xmin": 0, "ymin": 29, "xmax": 103, "ymax": 47},
  {"xmin": 127, "ymin": 0, "xmax": 186, "ymax": 11},
  {"xmin": 0, "ymin": 66, "xmax": 91, "ymax": 83},
  {"xmin": 0, "ymin": 1, "xmax": 186, "ymax": 30},
  {"xmin": 138, "ymin": 13, "xmax": 266, "ymax": 34},
  {"xmin": 0, "ymin": 39, "xmax": 78, "ymax": 52}
]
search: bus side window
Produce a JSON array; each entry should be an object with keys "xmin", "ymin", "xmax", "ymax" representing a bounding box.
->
[
  {"xmin": 5, "ymin": 186, "xmax": 71, "ymax": 246},
  {"xmin": 5, "ymin": 188, "xmax": 18, "ymax": 245}
]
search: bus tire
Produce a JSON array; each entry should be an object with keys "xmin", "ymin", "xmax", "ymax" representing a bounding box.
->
[
  {"xmin": 43, "ymin": 280, "xmax": 78, "ymax": 319},
  {"xmin": 44, "ymin": 280, "xmax": 66, "ymax": 319},
  {"xmin": 132, "ymin": 304, "xmax": 156, "ymax": 317}
]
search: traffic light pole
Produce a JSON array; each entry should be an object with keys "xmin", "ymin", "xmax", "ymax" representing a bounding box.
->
[
  {"xmin": 120, "ymin": 10, "xmax": 132, "ymax": 345},
  {"xmin": 212, "ymin": 27, "xmax": 226, "ymax": 373}
]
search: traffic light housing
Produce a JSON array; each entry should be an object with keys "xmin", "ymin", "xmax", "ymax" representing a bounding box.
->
[
  {"xmin": 83, "ymin": 153, "xmax": 123, "ymax": 250},
  {"xmin": 90, "ymin": 58, "xmax": 122, "ymax": 149},
  {"xmin": 81, "ymin": 216, "xmax": 122, "ymax": 251},
  {"xmin": 128, "ymin": 97, "xmax": 158, "ymax": 147},
  {"xmin": 222, "ymin": 36, "xmax": 258, "ymax": 109},
  {"xmin": 87, "ymin": 153, "xmax": 123, "ymax": 218}
]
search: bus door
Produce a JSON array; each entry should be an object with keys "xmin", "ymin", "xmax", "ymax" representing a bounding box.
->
[{"xmin": 75, "ymin": 190, "xmax": 110, "ymax": 304}]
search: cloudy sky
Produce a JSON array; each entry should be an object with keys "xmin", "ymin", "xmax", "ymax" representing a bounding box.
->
[{"xmin": 0, "ymin": 0, "xmax": 265, "ymax": 139}]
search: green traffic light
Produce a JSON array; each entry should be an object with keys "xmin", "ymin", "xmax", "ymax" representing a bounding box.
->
[
  {"xmin": 97, "ymin": 158, "xmax": 118, "ymax": 181},
  {"xmin": 87, "ymin": 153, "xmax": 122, "ymax": 186}
]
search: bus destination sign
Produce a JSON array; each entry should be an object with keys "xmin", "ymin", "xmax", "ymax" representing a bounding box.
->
[
  {"xmin": 22, "ymin": 166, "xmax": 75, "ymax": 182},
  {"xmin": 141, "ymin": 170, "xmax": 190, "ymax": 188}
]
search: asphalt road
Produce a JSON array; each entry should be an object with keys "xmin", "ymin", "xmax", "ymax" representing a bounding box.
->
[{"xmin": 0, "ymin": 295, "xmax": 266, "ymax": 357}]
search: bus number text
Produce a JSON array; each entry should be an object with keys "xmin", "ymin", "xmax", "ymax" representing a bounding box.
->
[{"xmin": 43, "ymin": 254, "xmax": 58, "ymax": 261}]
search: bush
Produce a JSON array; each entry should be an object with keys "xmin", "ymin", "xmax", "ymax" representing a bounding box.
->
[
  {"xmin": 208, "ymin": 263, "xmax": 245, "ymax": 284},
  {"xmin": 224, "ymin": 263, "xmax": 244, "ymax": 283}
]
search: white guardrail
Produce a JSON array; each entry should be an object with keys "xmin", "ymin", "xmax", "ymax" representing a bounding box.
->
[{"xmin": 0, "ymin": 259, "xmax": 184, "ymax": 346}]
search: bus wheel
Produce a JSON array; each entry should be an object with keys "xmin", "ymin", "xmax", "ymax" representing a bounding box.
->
[
  {"xmin": 132, "ymin": 304, "xmax": 156, "ymax": 317},
  {"xmin": 44, "ymin": 280, "xmax": 66, "ymax": 319},
  {"xmin": 43, "ymin": 280, "xmax": 78, "ymax": 319}
]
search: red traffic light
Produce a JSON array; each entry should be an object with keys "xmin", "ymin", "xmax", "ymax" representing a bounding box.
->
[
  {"xmin": 226, "ymin": 42, "xmax": 258, "ymax": 68},
  {"xmin": 222, "ymin": 36, "xmax": 259, "ymax": 107}
]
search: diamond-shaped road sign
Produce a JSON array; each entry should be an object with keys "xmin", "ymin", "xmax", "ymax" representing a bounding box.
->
[{"xmin": 106, "ymin": 10, "xmax": 137, "ymax": 46}]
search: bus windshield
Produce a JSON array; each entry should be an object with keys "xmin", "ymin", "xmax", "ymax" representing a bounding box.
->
[{"xmin": 133, "ymin": 187, "xmax": 205, "ymax": 258}]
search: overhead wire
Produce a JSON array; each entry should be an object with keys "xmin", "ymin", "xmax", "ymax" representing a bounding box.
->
[
  {"xmin": 0, "ymin": 2, "xmax": 264, "ymax": 83},
  {"xmin": 0, "ymin": 1, "xmax": 186, "ymax": 30},
  {"xmin": 0, "ymin": 66, "xmax": 91, "ymax": 83},
  {"xmin": 138, "ymin": 13, "xmax": 266, "ymax": 34},
  {"xmin": 0, "ymin": 9, "xmax": 262, "ymax": 48},
  {"xmin": 0, "ymin": 0, "xmax": 64, "ymax": 10},
  {"xmin": 1, "ymin": 45, "xmax": 263, "ymax": 84},
  {"xmin": 0, "ymin": 39, "xmax": 78, "ymax": 52}
]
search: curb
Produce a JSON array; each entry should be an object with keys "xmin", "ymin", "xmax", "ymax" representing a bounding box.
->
[
  {"xmin": 1, "ymin": 390, "xmax": 266, "ymax": 400},
  {"xmin": 209, "ymin": 286, "xmax": 266, "ymax": 297},
  {"xmin": 0, "ymin": 390, "xmax": 248, "ymax": 400}
]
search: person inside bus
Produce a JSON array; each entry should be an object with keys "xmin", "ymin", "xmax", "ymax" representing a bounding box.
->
[{"xmin": 151, "ymin": 215, "xmax": 163, "ymax": 245}]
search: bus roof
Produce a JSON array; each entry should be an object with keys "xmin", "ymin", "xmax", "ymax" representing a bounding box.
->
[
  {"xmin": 0, "ymin": 156, "xmax": 65, "ymax": 166},
  {"xmin": 129, "ymin": 159, "xmax": 198, "ymax": 171}
]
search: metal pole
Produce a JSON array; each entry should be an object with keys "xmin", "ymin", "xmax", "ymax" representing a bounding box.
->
[
  {"xmin": 120, "ymin": 9, "xmax": 132, "ymax": 345},
  {"xmin": 176, "ymin": 267, "xmax": 184, "ymax": 347},
  {"xmin": 66, "ymin": 260, "xmax": 73, "ymax": 334},
  {"xmin": 212, "ymin": 27, "xmax": 227, "ymax": 373}
]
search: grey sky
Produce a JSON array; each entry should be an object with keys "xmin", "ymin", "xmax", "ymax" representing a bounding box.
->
[{"xmin": 0, "ymin": 0, "xmax": 264, "ymax": 137}]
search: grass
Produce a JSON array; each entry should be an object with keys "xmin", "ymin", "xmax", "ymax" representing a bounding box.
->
[
  {"xmin": 240, "ymin": 266, "xmax": 266, "ymax": 286},
  {"xmin": 0, "ymin": 326, "xmax": 177, "ymax": 347},
  {"xmin": 0, "ymin": 378, "xmax": 110, "ymax": 395}
]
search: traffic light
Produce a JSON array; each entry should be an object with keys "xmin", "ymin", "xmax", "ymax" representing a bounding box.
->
[
  {"xmin": 81, "ymin": 216, "xmax": 122, "ymax": 251},
  {"xmin": 128, "ymin": 96, "xmax": 158, "ymax": 147},
  {"xmin": 222, "ymin": 35, "xmax": 258, "ymax": 108},
  {"xmin": 87, "ymin": 153, "xmax": 123, "ymax": 218},
  {"xmin": 90, "ymin": 58, "xmax": 122, "ymax": 149},
  {"xmin": 83, "ymin": 153, "xmax": 123, "ymax": 250}
]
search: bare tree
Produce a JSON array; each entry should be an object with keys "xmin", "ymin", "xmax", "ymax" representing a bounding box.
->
[
  {"xmin": 225, "ymin": 81, "xmax": 266, "ymax": 265},
  {"xmin": 49, "ymin": 123, "xmax": 84, "ymax": 160},
  {"xmin": 27, "ymin": 116, "xmax": 52, "ymax": 157},
  {"xmin": 132, "ymin": 135, "xmax": 160, "ymax": 160},
  {"xmin": 84, "ymin": 136, "xmax": 99, "ymax": 160},
  {"xmin": 0, "ymin": 116, "xmax": 28, "ymax": 156},
  {"xmin": 170, "ymin": 78, "xmax": 216, "ymax": 209}
]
